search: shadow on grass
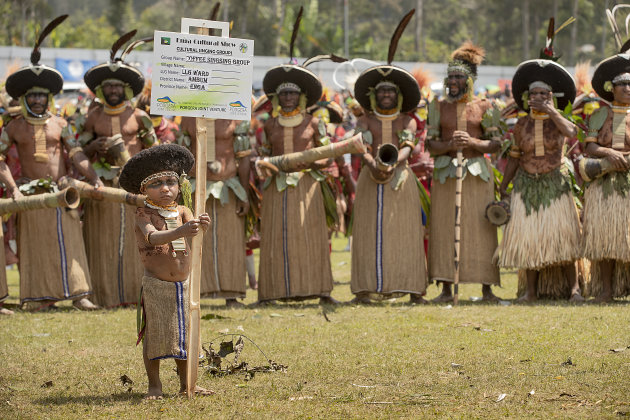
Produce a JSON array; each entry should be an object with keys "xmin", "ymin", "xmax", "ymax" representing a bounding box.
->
[{"xmin": 34, "ymin": 392, "xmax": 146, "ymax": 405}]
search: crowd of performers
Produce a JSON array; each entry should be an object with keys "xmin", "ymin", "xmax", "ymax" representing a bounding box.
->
[{"xmin": 1, "ymin": 8, "xmax": 630, "ymax": 319}]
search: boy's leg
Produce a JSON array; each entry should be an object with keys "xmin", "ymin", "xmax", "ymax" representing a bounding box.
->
[
  {"xmin": 175, "ymin": 358, "xmax": 214, "ymax": 396},
  {"xmin": 143, "ymin": 344, "xmax": 163, "ymax": 399}
]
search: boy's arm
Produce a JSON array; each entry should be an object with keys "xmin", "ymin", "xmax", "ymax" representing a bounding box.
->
[{"xmin": 137, "ymin": 207, "xmax": 205, "ymax": 246}]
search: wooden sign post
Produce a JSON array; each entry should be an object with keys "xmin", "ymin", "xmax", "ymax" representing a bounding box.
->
[{"xmin": 150, "ymin": 18, "xmax": 253, "ymax": 398}]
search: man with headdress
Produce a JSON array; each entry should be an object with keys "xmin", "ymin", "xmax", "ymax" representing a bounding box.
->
[
  {"xmin": 349, "ymin": 10, "xmax": 427, "ymax": 304},
  {"xmin": 77, "ymin": 31, "xmax": 158, "ymax": 308},
  {"xmin": 257, "ymin": 61, "xmax": 339, "ymax": 304},
  {"xmin": 0, "ymin": 15, "xmax": 100, "ymax": 310},
  {"xmin": 427, "ymin": 41, "xmax": 502, "ymax": 302},
  {"xmin": 497, "ymin": 55, "xmax": 582, "ymax": 302},
  {"xmin": 581, "ymin": 43, "xmax": 630, "ymax": 302},
  {"xmin": 136, "ymin": 81, "xmax": 179, "ymax": 144},
  {"xmin": 176, "ymin": 114, "xmax": 251, "ymax": 307}
]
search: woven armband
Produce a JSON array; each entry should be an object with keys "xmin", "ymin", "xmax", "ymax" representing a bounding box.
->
[
  {"xmin": 584, "ymin": 136, "xmax": 598, "ymax": 143},
  {"xmin": 68, "ymin": 146, "xmax": 83, "ymax": 159},
  {"xmin": 400, "ymin": 140, "xmax": 415, "ymax": 150}
]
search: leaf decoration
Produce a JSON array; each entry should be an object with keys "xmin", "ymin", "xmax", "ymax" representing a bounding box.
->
[
  {"xmin": 387, "ymin": 9, "xmax": 415, "ymax": 65},
  {"xmin": 289, "ymin": 6, "xmax": 304, "ymax": 61},
  {"xmin": 31, "ymin": 15, "xmax": 68, "ymax": 65},
  {"xmin": 110, "ymin": 29, "xmax": 137, "ymax": 62}
]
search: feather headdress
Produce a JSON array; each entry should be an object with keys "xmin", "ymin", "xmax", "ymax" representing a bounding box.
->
[{"xmin": 448, "ymin": 41, "xmax": 485, "ymax": 78}]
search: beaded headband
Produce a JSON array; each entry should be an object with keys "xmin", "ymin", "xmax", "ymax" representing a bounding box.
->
[
  {"xmin": 140, "ymin": 171, "xmax": 179, "ymax": 188},
  {"xmin": 276, "ymin": 82, "xmax": 301, "ymax": 94}
]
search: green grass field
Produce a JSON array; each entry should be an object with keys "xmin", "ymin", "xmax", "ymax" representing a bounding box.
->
[{"xmin": 0, "ymin": 237, "xmax": 628, "ymax": 419}]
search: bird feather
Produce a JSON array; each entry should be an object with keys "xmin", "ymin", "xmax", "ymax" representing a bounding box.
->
[{"xmin": 388, "ymin": 9, "xmax": 415, "ymax": 65}]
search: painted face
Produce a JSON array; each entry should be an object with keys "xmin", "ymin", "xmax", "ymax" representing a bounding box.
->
[
  {"xmin": 141, "ymin": 175, "xmax": 179, "ymax": 206},
  {"xmin": 529, "ymin": 87, "xmax": 551, "ymax": 100},
  {"xmin": 25, "ymin": 92, "xmax": 48, "ymax": 115},
  {"xmin": 375, "ymin": 86, "xmax": 398, "ymax": 110},
  {"xmin": 447, "ymin": 71, "xmax": 467, "ymax": 99},
  {"xmin": 278, "ymin": 89, "xmax": 300, "ymax": 111},
  {"xmin": 612, "ymin": 80, "xmax": 630, "ymax": 105},
  {"xmin": 102, "ymin": 81, "xmax": 125, "ymax": 106}
]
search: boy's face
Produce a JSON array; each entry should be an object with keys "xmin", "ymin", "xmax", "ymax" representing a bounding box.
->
[{"xmin": 142, "ymin": 175, "xmax": 179, "ymax": 206}]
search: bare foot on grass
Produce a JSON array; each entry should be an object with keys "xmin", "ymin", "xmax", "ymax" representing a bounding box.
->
[
  {"xmin": 593, "ymin": 293, "xmax": 613, "ymax": 304},
  {"xmin": 144, "ymin": 387, "xmax": 163, "ymax": 400},
  {"xmin": 431, "ymin": 292, "xmax": 453, "ymax": 303},
  {"xmin": 409, "ymin": 294, "xmax": 428, "ymax": 305},
  {"xmin": 179, "ymin": 386, "xmax": 215, "ymax": 396},
  {"xmin": 516, "ymin": 293, "xmax": 537, "ymax": 303},
  {"xmin": 73, "ymin": 298, "xmax": 99, "ymax": 311},
  {"xmin": 349, "ymin": 294, "xmax": 371, "ymax": 304},
  {"xmin": 0, "ymin": 307, "xmax": 14, "ymax": 315},
  {"xmin": 569, "ymin": 292, "xmax": 585, "ymax": 303},
  {"xmin": 319, "ymin": 295, "xmax": 340, "ymax": 305},
  {"xmin": 226, "ymin": 299, "xmax": 245, "ymax": 308}
]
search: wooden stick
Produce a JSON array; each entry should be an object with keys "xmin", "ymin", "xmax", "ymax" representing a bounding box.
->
[
  {"xmin": 453, "ymin": 149, "xmax": 463, "ymax": 306},
  {"xmin": 185, "ymin": 25, "xmax": 212, "ymax": 399}
]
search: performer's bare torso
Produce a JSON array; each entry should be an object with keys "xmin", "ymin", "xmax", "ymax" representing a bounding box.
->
[
  {"xmin": 181, "ymin": 117, "xmax": 239, "ymax": 181},
  {"xmin": 5, "ymin": 116, "xmax": 69, "ymax": 182},
  {"xmin": 357, "ymin": 114, "xmax": 412, "ymax": 157},
  {"xmin": 84, "ymin": 106, "xmax": 144, "ymax": 160},
  {"xmin": 514, "ymin": 117, "xmax": 565, "ymax": 174},
  {"xmin": 263, "ymin": 114, "xmax": 319, "ymax": 156}
]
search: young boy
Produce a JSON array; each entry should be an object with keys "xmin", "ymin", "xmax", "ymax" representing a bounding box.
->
[{"xmin": 119, "ymin": 143, "xmax": 212, "ymax": 399}]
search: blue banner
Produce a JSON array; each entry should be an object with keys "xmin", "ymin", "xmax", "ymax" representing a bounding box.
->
[{"xmin": 55, "ymin": 58, "xmax": 99, "ymax": 82}]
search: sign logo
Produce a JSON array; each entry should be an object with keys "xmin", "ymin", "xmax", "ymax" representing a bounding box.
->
[
  {"xmin": 239, "ymin": 43, "xmax": 248, "ymax": 53},
  {"xmin": 229, "ymin": 100, "xmax": 246, "ymax": 108},
  {"xmin": 157, "ymin": 96, "xmax": 175, "ymax": 104},
  {"xmin": 161, "ymin": 37, "xmax": 171, "ymax": 45}
]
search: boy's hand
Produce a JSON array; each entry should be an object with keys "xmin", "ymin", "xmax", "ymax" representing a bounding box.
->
[
  {"xmin": 179, "ymin": 219, "xmax": 203, "ymax": 237},
  {"xmin": 198, "ymin": 213, "xmax": 211, "ymax": 232}
]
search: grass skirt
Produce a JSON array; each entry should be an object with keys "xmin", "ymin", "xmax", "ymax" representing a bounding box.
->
[
  {"xmin": 351, "ymin": 166, "xmax": 427, "ymax": 297},
  {"xmin": 582, "ymin": 181, "xmax": 630, "ymax": 262},
  {"xmin": 585, "ymin": 260, "xmax": 630, "ymax": 298},
  {"xmin": 142, "ymin": 275, "xmax": 189, "ymax": 360},
  {"xmin": 498, "ymin": 191, "xmax": 581, "ymax": 269},
  {"xmin": 516, "ymin": 259, "xmax": 589, "ymax": 299}
]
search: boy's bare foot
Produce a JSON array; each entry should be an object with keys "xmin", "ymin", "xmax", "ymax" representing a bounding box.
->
[
  {"xmin": 179, "ymin": 386, "xmax": 215, "ymax": 396},
  {"xmin": 73, "ymin": 298, "xmax": 99, "ymax": 311},
  {"xmin": 144, "ymin": 387, "xmax": 163, "ymax": 400},
  {"xmin": 319, "ymin": 295, "xmax": 340, "ymax": 305},
  {"xmin": 409, "ymin": 294, "xmax": 428, "ymax": 304},
  {"xmin": 226, "ymin": 299, "xmax": 244, "ymax": 308},
  {"xmin": 0, "ymin": 306, "xmax": 14, "ymax": 315},
  {"xmin": 248, "ymin": 277, "xmax": 258, "ymax": 290}
]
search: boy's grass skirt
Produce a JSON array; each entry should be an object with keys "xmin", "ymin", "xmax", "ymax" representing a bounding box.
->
[
  {"xmin": 428, "ymin": 162, "xmax": 500, "ymax": 285},
  {"xmin": 0, "ymin": 227, "xmax": 7, "ymax": 302},
  {"xmin": 17, "ymin": 208, "xmax": 91, "ymax": 303},
  {"xmin": 582, "ymin": 179, "xmax": 630, "ymax": 298},
  {"xmin": 351, "ymin": 166, "xmax": 427, "ymax": 297},
  {"xmin": 258, "ymin": 174, "xmax": 333, "ymax": 301},
  {"xmin": 200, "ymin": 190, "xmax": 246, "ymax": 299},
  {"xmin": 83, "ymin": 197, "xmax": 143, "ymax": 308},
  {"xmin": 141, "ymin": 275, "xmax": 190, "ymax": 360}
]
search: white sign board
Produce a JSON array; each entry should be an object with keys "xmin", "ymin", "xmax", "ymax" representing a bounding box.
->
[{"xmin": 150, "ymin": 29, "xmax": 254, "ymax": 120}]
